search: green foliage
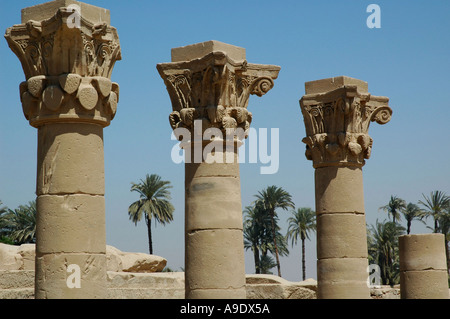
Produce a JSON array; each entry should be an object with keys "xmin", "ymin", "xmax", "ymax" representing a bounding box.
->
[
  {"xmin": 0, "ymin": 236, "xmax": 15, "ymax": 245},
  {"xmin": 255, "ymin": 185, "xmax": 294, "ymax": 278},
  {"xmin": 367, "ymin": 219, "xmax": 405, "ymax": 287},
  {"xmin": 0, "ymin": 200, "xmax": 36, "ymax": 245},
  {"xmin": 418, "ymin": 190, "xmax": 449, "ymax": 233},
  {"xmin": 244, "ymin": 186, "xmax": 294, "ymax": 277},
  {"xmin": 259, "ymin": 255, "xmax": 277, "ymax": 274}
]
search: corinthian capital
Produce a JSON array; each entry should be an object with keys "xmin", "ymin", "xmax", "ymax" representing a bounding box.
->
[
  {"xmin": 299, "ymin": 76, "xmax": 392, "ymax": 168},
  {"xmin": 157, "ymin": 41, "xmax": 280, "ymax": 139},
  {"xmin": 4, "ymin": 0, "xmax": 121, "ymax": 127}
]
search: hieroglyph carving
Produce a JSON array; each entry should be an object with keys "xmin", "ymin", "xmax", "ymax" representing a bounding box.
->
[
  {"xmin": 300, "ymin": 85, "xmax": 392, "ymax": 168},
  {"xmin": 157, "ymin": 52, "xmax": 280, "ymax": 139},
  {"xmin": 5, "ymin": 6, "xmax": 121, "ymax": 127}
]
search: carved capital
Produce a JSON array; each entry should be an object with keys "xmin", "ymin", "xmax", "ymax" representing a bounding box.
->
[
  {"xmin": 5, "ymin": 2, "xmax": 121, "ymax": 127},
  {"xmin": 157, "ymin": 43, "xmax": 280, "ymax": 139},
  {"xmin": 299, "ymin": 77, "xmax": 392, "ymax": 168}
]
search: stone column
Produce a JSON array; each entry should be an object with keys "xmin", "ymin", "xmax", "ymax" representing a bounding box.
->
[
  {"xmin": 399, "ymin": 234, "xmax": 449, "ymax": 299},
  {"xmin": 299, "ymin": 76, "xmax": 392, "ymax": 299},
  {"xmin": 157, "ymin": 41, "xmax": 280, "ymax": 299},
  {"xmin": 5, "ymin": 0, "xmax": 121, "ymax": 298}
]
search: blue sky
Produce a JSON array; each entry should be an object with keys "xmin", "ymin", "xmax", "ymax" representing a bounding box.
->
[{"xmin": 0, "ymin": 1, "xmax": 449, "ymax": 282}]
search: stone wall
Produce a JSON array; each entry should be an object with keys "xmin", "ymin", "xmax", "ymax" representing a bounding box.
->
[
  {"xmin": 1, "ymin": 243, "xmax": 407, "ymax": 299},
  {"xmin": 0, "ymin": 268, "xmax": 408, "ymax": 299}
]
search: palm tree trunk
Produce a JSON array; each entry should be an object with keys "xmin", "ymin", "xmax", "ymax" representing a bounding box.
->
[
  {"xmin": 254, "ymin": 245, "xmax": 260, "ymax": 274},
  {"xmin": 146, "ymin": 214, "xmax": 153, "ymax": 254},
  {"xmin": 407, "ymin": 220, "xmax": 411, "ymax": 235},
  {"xmin": 301, "ymin": 237, "xmax": 306, "ymax": 281},
  {"xmin": 270, "ymin": 212, "xmax": 282, "ymax": 277}
]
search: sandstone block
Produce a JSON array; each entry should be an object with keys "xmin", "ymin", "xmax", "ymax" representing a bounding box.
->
[
  {"xmin": 35, "ymin": 253, "xmax": 106, "ymax": 299},
  {"xmin": 171, "ymin": 40, "xmax": 246, "ymax": 62},
  {"xmin": 185, "ymin": 229, "xmax": 245, "ymax": 291},
  {"xmin": 36, "ymin": 123, "xmax": 105, "ymax": 195},
  {"xmin": 0, "ymin": 243, "xmax": 21, "ymax": 270},
  {"xmin": 399, "ymin": 233, "xmax": 447, "ymax": 271},
  {"xmin": 120, "ymin": 253, "xmax": 167, "ymax": 273},
  {"xmin": 315, "ymin": 166, "xmax": 365, "ymax": 214},
  {"xmin": 106, "ymin": 245, "xmax": 123, "ymax": 272},
  {"xmin": 185, "ymin": 149, "xmax": 240, "ymax": 180},
  {"xmin": 0, "ymin": 244, "xmax": 35, "ymax": 271},
  {"xmin": 0, "ymin": 243, "xmax": 166, "ymax": 273},
  {"xmin": 400, "ymin": 270, "xmax": 449, "ymax": 299},
  {"xmin": 185, "ymin": 176, "xmax": 243, "ymax": 231},
  {"xmin": 0, "ymin": 270, "xmax": 35, "ymax": 289},
  {"xmin": 17, "ymin": 244, "xmax": 35, "ymax": 270},
  {"xmin": 36, "ymin": 194, "xmax": 106, "ymax": 254},
  {"xmin": 106, "ymin": 245, "xmax": 167, "ymax": 273},
  {"xmin": 316, "ymin": 213, "xmax": 368, "ymax": 259},
  {"xmin": 305, "ymin": 76, "xmax": 368, "ymax": 95},
  {"xmin": 107, "ymin": 271, "xmax": 184, "ymax": 289},
  {"xmin": 21, "ymin": 0, "xmax": 110, "ymax": 24},
  {"xmin": 317, "ymin": 258, "xmax": 370, "ymax": 299}
]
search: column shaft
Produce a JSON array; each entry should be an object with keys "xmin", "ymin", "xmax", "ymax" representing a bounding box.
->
[
  {"xmin": 35, "ymin": 123, "xmax": 106, "ymax": 298},
  {"xmin": 184, "ymin": 143, "xmax": 246, "ymax": 298},
  {"xmin": 315, "ymin": 166, "xmax": 369, "ymax": 299}
]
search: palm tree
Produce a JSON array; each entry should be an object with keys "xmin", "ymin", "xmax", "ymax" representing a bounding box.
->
[
  {"xmin": 0, "ymin": 201, "xmax": 36, "ymax": 244},
  {"xmin": 379, "ymin": 195, "xmax": 406, "ymax": 224},
  {"xmin": 243, "ymin": 202, "xmax": 289, "ymax": 274},
  {"xmin": 128, "ymin": 174, "xmax": 175, "ymax": 254},
  {"xmin": 401, "ymin": 203, "xmax": 424, "ymax": 234},
  {"xmin": 418, "ymin": 190, "xmax": 449, "ymax": 233},
  {"xmin": 243, "ymin": 204, "xmax": 266, "ymax": 274},
  {"xmin": 367, "ymin": 220, "xmax": 405, "ymax": 286},
  {"xmin": 255, "ymin": 185, "xmax": 294, "ymax": 277},
  {"xmin": 286, "ymin": 207, "xmax": 316, "ymax": 281}
]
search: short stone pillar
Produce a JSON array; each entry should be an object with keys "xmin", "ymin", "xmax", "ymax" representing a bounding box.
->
[
  {"xmin": 5, "ymin": 0, "xmax": 121, "ymax": 298},
  {"xmin": 299, "ymin": 76, "xmax": 392, "ymax": 299},
  {"xmin": 399, "ymin": 234, "xmax": 449, "ymax": 299},
  {"xmin": 157, "ymin": 41, "xmax": 280, "ymax": 298}
]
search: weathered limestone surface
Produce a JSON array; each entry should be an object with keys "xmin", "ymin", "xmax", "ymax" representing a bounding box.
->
[
  {"xmin": 4, "ymin": 0, "xmax": 121, "ymax": 298},
  {"xmin": 299, "ymin": 76, "xmax": 392, "ymax": 299},
  {"xmin": 0, "ymin": 243, "xmax": 167, "ymax": 273},
  {"xmin": 157, "ymin": 40, "xmax": 280, "ymax": 299},
  {"xmin": 0, "ymin": 244, "xmax": 36, "ymax": 271},
  {"xmin": 3, "ymin": 268, "xmax": 423, "ymax": 299},
  {"xmin": 399, "ymin": 234, "xmax": 449, "ymax": 299}
]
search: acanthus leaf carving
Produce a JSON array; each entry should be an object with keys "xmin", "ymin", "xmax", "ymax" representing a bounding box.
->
[
  {"xmin": 300, "ymin": 85, "xmax": 391, "ymax": 168},
  {"xmin": 5, "ymin": 6, "xmax": 121, "ymax": 80},
  {"xmin": 157, "ymin": 52, "xmax": 280, "ymax": 139}
]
